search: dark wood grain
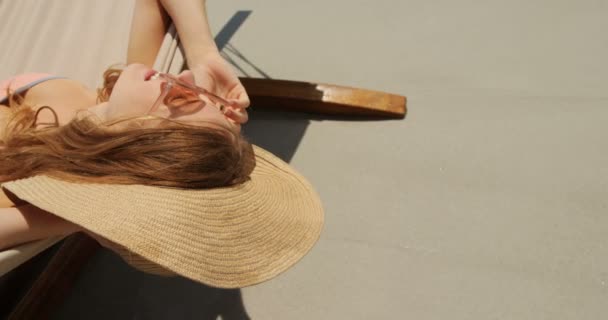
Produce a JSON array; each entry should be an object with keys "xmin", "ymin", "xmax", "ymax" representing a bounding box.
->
[
  {"xmin": 8, "ymin": 233, "xmax": 100, "ymax": 320},
  {"xmin": 240, "ymin": 78, "xmax": 407, "ymax": 118}
]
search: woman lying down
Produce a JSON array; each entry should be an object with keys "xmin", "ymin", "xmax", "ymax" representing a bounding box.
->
[{"xmin": 0, "ymin": 0, "xmax": 323, "ymax": 289}]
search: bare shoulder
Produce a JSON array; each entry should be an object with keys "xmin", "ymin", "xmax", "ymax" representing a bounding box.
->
[
  {"xmin": 24, "ymin": 78, "xmax": 98, "ymax": 108},
  {"xmin": 22, "ymin": 79, "xmax": 98, "ymax": 125}
]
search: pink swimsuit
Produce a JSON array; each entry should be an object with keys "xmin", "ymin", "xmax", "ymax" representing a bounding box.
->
[{"xmin": 0, "ymin": 73, "xmax": 64, "ymax": 104}]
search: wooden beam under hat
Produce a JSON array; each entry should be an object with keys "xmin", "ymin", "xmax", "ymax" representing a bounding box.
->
[{"xmin": 6, "ymin": 234, "xmax": 100, "ymax": 319}]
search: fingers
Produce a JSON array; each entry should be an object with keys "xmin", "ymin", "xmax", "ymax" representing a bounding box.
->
[
  {"xmin": 187, "ymin": 63, "xmax": 250, "ymax": 125},
  {"xmin": 230, "ymin": 89, "xmax": 250, "ymax": 109},
  {"xmin": 225, "ymin": 88, "xmax": 250, "ymax": 124},
  {"xmin": 224, "ymin": 106, "xmax": 249, "ymax": 125}
]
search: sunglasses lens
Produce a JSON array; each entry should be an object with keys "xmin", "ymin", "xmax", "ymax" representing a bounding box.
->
[
  {"xmin": 148, "ymin": 73, "xmax": 230, "ymax": 118},
  {"xmin": 162, "ymin": 82, "xmax": 200, "ymax": 108}
]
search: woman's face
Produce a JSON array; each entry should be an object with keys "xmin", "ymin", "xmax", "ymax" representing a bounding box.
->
[{"xmin": 101, "ymin": 63, "xmax": 237, "ymax": 131}]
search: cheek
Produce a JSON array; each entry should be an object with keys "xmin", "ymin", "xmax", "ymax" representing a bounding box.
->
[
  {"xmin": 201, "ymin": 106, "xmax": 235, "ymax": 128},
  {"xmin": 109, "ymin": 81, "xmax": 160, "ymax": 117},
  {"xmin": 177, "ymin": 104, "xmax": 227, "ymax": 124},
  {"xmin": 198, "ymin": 103, "xmax": 224, "ymax": 119}
]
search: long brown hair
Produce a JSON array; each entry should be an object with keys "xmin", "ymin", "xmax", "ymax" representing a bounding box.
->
[{"xmin": 0, "ymin": 68, "xmax": 255, "ymax": 189}]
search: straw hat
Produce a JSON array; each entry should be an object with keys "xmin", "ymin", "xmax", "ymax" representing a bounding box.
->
[{"xmin": 2, "ymin": 145, "xmax": 324, "ymax": 288}]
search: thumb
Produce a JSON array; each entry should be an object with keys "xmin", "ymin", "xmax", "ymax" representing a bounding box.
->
[{"xmin": 230, "ymin": 89, "xmax": 250, "ymax": 109}]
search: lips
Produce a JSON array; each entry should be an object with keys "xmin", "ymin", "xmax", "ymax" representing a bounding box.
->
[{"xmin": 144, "ymin": 69, "xmax": 159, "ymax": 81}]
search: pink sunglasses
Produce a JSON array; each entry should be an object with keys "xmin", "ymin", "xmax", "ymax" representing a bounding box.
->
[{"xmin": 146, "ymin": 73, "xmax": 233, "ymax": 116}]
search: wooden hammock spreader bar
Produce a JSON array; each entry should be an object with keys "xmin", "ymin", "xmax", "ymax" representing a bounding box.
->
[
  {"xmin": 240, "ymin": 78, "xmax": 406, "ymax": 118},
  {"xmin": 7, "ymin": 234, "xmax": 99, "ymax": 320}
]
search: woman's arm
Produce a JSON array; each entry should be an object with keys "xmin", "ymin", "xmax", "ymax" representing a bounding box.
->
[
  {"xmin": 128, "ymin": 0, "xmax": 217, "ymax": 67},
  {"xmin": 129, "ymin": 0, "xmax": 249, "ymax": 122},
  {"xmin": 159, "ymin": 0, "xmax": 250, "ymax": 121},
  {"xmin": 127, "ymin": 0, "xmax": 171, "ymax": 66},
  {"xmin": 0, "ymin": 205, "xmax": 82, "ymax": 250},
  {"xmin": 158, "ymin": 0, "xmax": 218, "ymax": 64}
]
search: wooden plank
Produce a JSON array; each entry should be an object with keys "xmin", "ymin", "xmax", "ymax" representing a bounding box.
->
[
  {"xmin": 240, "ymin": 77, "xmax": 407, "ymax": 118},
  {"xmin": 8, "ymin": 233, "xmax": 100, "ymax": 320},
  {"xmin": 0, "ymin": 243, "xmax": 61, "ymax": 319}
]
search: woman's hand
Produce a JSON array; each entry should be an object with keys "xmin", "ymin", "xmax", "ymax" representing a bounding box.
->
[
  {"xmin": 190, "ymin": 53, "xmax": 250, "ymax": 126},
  {"xmin": 155, "ymin": 0, "xmax": 249, "ymax": 126}
]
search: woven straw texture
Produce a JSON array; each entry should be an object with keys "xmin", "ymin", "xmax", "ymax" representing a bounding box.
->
[{"xmin": 3, "ymin": 146, "xmax": 324, "ymax": 288}]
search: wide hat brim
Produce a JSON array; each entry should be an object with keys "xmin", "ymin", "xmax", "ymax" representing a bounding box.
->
[{"xmin": 3, "ymin": 146, "xmax": 324, "ymax": 288}]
